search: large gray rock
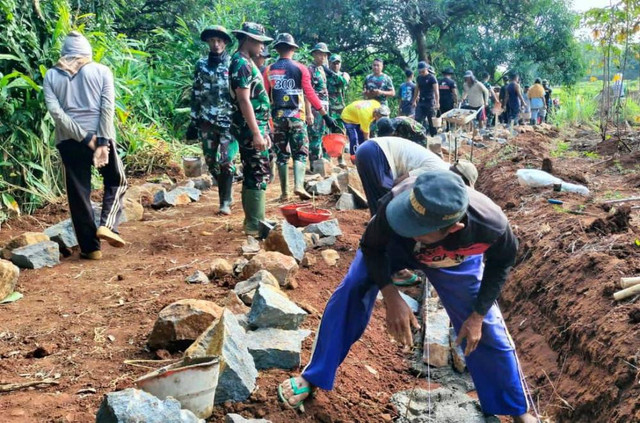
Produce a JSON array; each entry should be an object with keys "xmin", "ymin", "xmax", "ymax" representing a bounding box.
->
[
  {"xmin": 263, "ymin": 221, "xmax": 306, "ymax": 262},
  {"xmin": 96, "ymin": 388, "xmax": 203, "ymax": 423},
  {"xmin": 310, "ymin": 159, "xmax": 333, "ymax": 177},
  {"xmin": 225, "ymin": 414, "xmax": 271, "ymax": 423},
  {"xmin": 241, "ymin": 236, "xmax": 261, "ymax": 256},
  {"xmin": 185, "ymin": 309, "xmax": 257, "ymax": 404},
  {"xmin": 233, "ymin": 257, "xmax": 249, "ymax": 276},
  {"xmin": 10, "ymin": 241, "xmax": 59, "ymax": 269},
  {"xmin": 190, "ymin": 175, "xmax": 213, "ymax": 191},
  {"xmin": 307, "ymin": 176, "xmax": 339, "ymax": 195},
  {"xmin": 248, "ymin": 284, "xmax": 307, "ymax": 330},
  {"xmin": 335, "ymin": 193, "xmax": 356, "ymax": 211},
  {"xmin": 0, "ymin": 259, "xmax": 19, "ymax": 301},
  {"xmin": 391, "ymin": 387, "xmax": 485, "ymax": 423},
  {"xmin": 422, "ymin": 299, "xmax": 450, "ymax": 367},
  {"xmin": 234, "ymin": 270, "xmax": 281, "ymax": 305},
  {"xmin": 148, "ymin": 299, "xmax": 222, "ymax": 351},
  {"xmin": 175, "ymin": 186, "xmax": 202, "ymax": 202},
  {"xmin": 1, "ymin": 232, "xmax": 50, "ymax": 260},
  {"xmin": 44, "ymin": 219, "xmax": 78, "ymax": 251},
  {"xmin": 242, "ymin": 251, "xmax": 299, "ymax": 288},
  {"xmin": 245, "ymin": 328, "xmax": 311, "ymax": 370},
  {"xmin": 185, "ymin": 270, "xmax": 209, "ymax": 284},
  {"xmin": 152, "ymin": 189, "xmax": 192, "ymax": 208},
  {"xmin": 302, "ymin": 219, "xmax": 342, "ymax": 237},
  {"xmin": 336, "ymin": 169, "xmax": 364, "ymax": 193},
  {"xmin": 314, "ymin": 236, "xmax": 337, "ymax": 248}
]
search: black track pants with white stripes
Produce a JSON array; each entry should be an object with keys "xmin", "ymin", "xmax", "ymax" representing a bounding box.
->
[{"xmin": 57, "ymin": 139, "xmax": 128, "ymax": 254}]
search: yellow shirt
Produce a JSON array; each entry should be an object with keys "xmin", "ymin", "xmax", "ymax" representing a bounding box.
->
[
  {"xmin": 341, "ymin": 100, "xmax": 381, "ymax": 132},
  {"xmin": 528, "ymin": 83, "xmax": 545, "ymax": 99}
]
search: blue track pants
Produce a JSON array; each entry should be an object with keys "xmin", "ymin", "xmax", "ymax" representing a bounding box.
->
[{"xmin": 302, "ymin": 250, "xmax": 529, "ymax": 416}]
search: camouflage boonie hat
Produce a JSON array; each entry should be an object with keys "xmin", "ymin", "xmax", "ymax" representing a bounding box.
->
[
  {"xmin": 329, "ymin": 54, "xmax": 342, "ymax": 63},
  {"xmin": 375, "ymin": 105, "xmax": 391, "ymax": 117},
  {"xmin": 272, "ymin": 33, "xmax": 299, "ymax": 49},
  {"xmin": 311, "ymin": 42, "xmax": 330, "ymax": 54},
  {"xmin": 232, "ymin": 22, "xmax": 273, "ymax": 42},
  {"xmin": 200, "ymin": 25, "xmax": 232, "ymax": 43}
]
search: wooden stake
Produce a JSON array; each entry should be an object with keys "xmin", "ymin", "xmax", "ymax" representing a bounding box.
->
[
  {"xmin": 620, "ymin": 276, "xmax": 640, "ymax": 289},
  {"xmin": 0, "ymin": 379, "xmax": 59, "ymax": 393},
  {"xmin": 613, "ymin": 284, "xmax": 640, "ymax": 301},
  {"xmin": 603, "ymin": 196, "xmax": 640, "ymax": 204}
]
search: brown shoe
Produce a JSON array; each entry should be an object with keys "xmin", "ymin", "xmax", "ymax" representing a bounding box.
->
[
  {"xmin": 96, "ymin": 226, "xmax": 126, "ymax": 248},
  {"xmin": 80, "ymin": 250, "xmax": 102, "ymax": 260}
]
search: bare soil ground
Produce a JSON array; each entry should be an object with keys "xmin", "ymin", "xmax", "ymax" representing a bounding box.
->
[
  {"xmin": 1, "ymin": 126, "xmax": 639, "ymax": 422},
  {"xmin": 474, "ymin": 129, "xmax": 640, "ymax": 423},
  {"xmin": 0, "ymin": 176, "xmax": 432, "ymax": 423}
]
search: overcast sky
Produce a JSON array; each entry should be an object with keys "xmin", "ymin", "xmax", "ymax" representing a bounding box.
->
[{"xmin": 571, "ymin": 0, "xmax": 613, "ymax": 12}]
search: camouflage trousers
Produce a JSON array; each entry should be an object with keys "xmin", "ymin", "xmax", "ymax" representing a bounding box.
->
[
  {"xmin": 200, "ymin": 125, "xmax": 239, "ymax": 176},
  {"xmin": 329, "ymin": 110, "xmax": 345, "ymax": 134},
  {"xmin": 234, "ymin": 126, "xmax": 271, "ymax": 191},
  {"xmin": 272, "ymin": 116, "xmax": 309, "ymax": 165},
  {"xmin": 308, "ymin": 108, "xmax": 328, "ymax": 162}
]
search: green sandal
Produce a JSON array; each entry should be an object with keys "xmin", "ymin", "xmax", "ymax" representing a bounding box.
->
[
  {"xmin": 278, "ymin": 377, "xmax": 311, "ymax": 412},
  {"xmin": 392, "ymin": 272, "xmax": 419, "ymax": 287}
]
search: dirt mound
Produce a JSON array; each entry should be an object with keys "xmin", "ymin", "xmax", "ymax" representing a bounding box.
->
[
  {"xmin": 587, "ymin": 206, "xmax": 632, "ymax": 235},
  {"xmin": 476, "ymin": 133, "xmax": 640, "ymax": 422}
]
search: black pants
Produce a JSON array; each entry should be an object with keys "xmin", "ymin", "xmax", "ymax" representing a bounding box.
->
[
  {"xmin": 57, "ymin": 139, "xmax": 128, "ymax": 253},
  {"xmin": 415, "ymin": 103, "xmax": 437, "ymax": 136}
]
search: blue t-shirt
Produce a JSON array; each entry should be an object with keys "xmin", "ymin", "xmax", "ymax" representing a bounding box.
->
[{"xmin": 398, "ymin": 81, "xmax": 416, "ymax": 115}]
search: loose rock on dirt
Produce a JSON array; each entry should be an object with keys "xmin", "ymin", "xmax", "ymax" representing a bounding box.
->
[
  {"xmin": 185, "ymin": 270, "xmax": 209, "ymax": 284},
  {"xmin": 10, "ymin": 241, "xmax": 60, "ymax": 269},
  {"xmin": 225, "ymin": 414, "xmax": 271, "ymax": 423},
  {"xmin": 263, "ymin": 221, "xmax": 306, "ymax": 262},
  {"xmin": 147, "ymin": 299, "xmax": 222, "ymax": 351},
  {"xmin": 96, "ymin": 388, "xmax": 203, "ymax": 423},
  {"xmin": 234, "ymin": 270, "xmax": 281, "ymax": 305},
  {"xmin": 185, "ymin": 309, "xmax": 257, "ymax": 404},
  {"xmin": 248, "ymin": 284, "xmax": 307, "ymax": 330},
  {"xmin": 391, "ymin": 387, "xmax": 485, "ymax": 423},
  {"xmin": 303, "ymin": 218, "xmax": 343, "ymax": 237},
  {"xmin": 321, "ymin": 249, "xmax": 340, "ymax": 266},
  {"xmin": 245, "ymin": 328, "xmax": 311, "ymax": 370},
  {"xmin": 1, "ymin": 232, "xmax": 50, "ymax": 260},
  {"xmin": 242, "ymin": 251, "xmax": 299, "ymax": 288},
  {"xmin": 0, "ymin": 259, "xmax": 19, "ymax": 300}
]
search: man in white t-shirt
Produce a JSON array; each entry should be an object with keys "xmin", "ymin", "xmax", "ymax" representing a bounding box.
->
[{"xmin": 355, "ymin": 136, "xmax": 449, "ymax": 215}]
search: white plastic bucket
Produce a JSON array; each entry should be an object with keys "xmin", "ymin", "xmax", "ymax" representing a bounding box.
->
[
  {"xmin": 135, "ymin": 356, "xmax": 220, "ymax": 419},
  {"xmin": 432, "ymin": 117, "xmax": 442, "ymax": 128}
]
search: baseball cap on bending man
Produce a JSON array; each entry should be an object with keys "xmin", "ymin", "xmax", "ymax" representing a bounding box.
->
[{"xmin": 387, "ymin": 170, "xmax": 469, "ymax": 238}]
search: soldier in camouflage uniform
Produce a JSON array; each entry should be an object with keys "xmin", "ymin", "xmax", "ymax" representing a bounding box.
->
[
  {"xmin": 229, "ymin": 22, "xmax": 273, "ymax": 236},
  {"xmin": 363, "ymin": 58, "xmax": 395, "ymax": 106},
  {"xmin": 326, "ymin": 54, "xmax": 349, "ymax": 133},
  {"xmin": 187, "ymin": 26, "xmax": 237, "ymax": 215},
  {"xmin": 307, "ymin": 42, "xmax": 331, "ymax": 164},
  {"xmin": 376, "ymin": 116, "xmax": 429, "ymax": 148},
  {"xmin": 326, "ymin": 54, "xmax": 350, "ymax": 166}
]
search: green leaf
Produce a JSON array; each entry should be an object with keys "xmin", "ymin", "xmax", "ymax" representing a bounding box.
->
[{"xmin": 0, "ymin": 292, "xmax": 23, "ymax": 304}]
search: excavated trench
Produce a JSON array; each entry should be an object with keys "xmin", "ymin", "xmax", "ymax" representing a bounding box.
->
[{"xmin": 475, "ymin": 130, "xmax": 640, "ymax": 422}]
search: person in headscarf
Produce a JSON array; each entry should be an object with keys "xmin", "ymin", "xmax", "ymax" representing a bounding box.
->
[{"xmin": 43, "ymin": 31, "xmax": 127, "ymax": 260}]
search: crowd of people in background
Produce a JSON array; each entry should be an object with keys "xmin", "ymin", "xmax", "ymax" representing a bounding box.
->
[{"xmin": 187, "ymin": 22, "xmax": 559, "ymax": 234}]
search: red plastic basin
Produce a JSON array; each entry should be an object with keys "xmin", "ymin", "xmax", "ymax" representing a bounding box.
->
[
  {"xmin": 322, "ymin": 134, "xmax": 347, "ymax": 158},
  {"xmin": 297, "ymin": 206, "xmax": 332, "ymax": 226},
  {"xmin": 280, "ymin": 203, "xmax": 312, "ymax": 227}
]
